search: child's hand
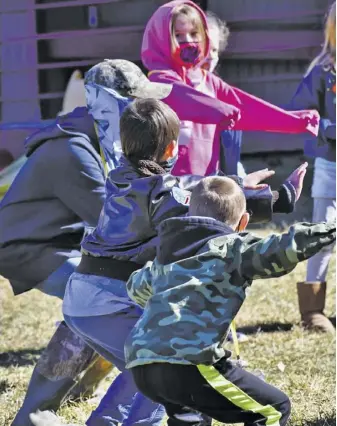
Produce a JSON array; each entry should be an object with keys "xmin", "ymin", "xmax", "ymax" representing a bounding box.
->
[
  {"xmin": 286, "ymin": 162, "xmax": 308, "ymax": 201},
  {"xmin": 223, "ymin": 106, "xmax": 241, "ymax": 129},
  {"xmin": 243, "ymin": 169, "xmax": 275, "ymax": 190}
]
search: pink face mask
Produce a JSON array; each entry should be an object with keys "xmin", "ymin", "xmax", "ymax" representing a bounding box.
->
[{"xmin": 173, "ymin": 42, "xmax": 203, "ymax": 68}]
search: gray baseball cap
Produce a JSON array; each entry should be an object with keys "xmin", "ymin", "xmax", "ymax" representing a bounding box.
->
[{"xmin": 84, "ymin": 59, "xmax": 172, "ymax": 99}]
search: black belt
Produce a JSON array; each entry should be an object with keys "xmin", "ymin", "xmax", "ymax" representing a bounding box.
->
[{"xmin": 76, "ymin": 255, "xmax": 143, "ymax": 281}]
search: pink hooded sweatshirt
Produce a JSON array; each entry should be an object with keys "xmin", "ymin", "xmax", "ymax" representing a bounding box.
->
[{"xmin": 142, "ymin": 0, "xmax": 320, "ymax": 176}]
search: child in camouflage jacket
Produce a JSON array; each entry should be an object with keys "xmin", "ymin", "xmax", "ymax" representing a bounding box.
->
[{"xmin": 125, "ymin": 175, "xmax": 335, "ymax": 426}]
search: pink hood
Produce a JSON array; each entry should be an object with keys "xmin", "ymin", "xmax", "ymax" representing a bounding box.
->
[
  {"xmin": 140, "ymin": 1, "xmax": 320, "ymax": 177},
  {"xmin": 142, "ymin": 0, "xmax": 210, "ymax": 73}
]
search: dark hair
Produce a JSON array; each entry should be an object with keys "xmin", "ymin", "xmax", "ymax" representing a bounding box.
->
[
  {"xmin": 120, "ymin": 98, "xmax": 180, "ymax": 162},
  {"xmin": 206, "ymin": 11, "xmax": 230, "ymax": 52},
  {"xmin": 189, "ymin": 176, "xmax": 246, "ymax": 227}
]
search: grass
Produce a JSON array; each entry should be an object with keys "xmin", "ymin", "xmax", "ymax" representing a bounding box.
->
[{"xmin": 0, "ymin": 234, "xmax": 335, "ymax": 426}]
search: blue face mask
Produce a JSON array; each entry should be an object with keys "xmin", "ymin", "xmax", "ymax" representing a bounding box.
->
[
  {"xmin": 85, "ymin": 83, "xmax": 133, "ymax": 172},
  {"xmin": 160, "ymin": 152, "xmax": 178, "ymax": 172}
]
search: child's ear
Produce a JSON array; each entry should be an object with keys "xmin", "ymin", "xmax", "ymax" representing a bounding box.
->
[
  {"xmin": 163, "ymin": 140, "xmax": 177, "ymax": 159},
  {"xmin": 237, "ymin": 212, "xmax": 250, "ymax": 232}
]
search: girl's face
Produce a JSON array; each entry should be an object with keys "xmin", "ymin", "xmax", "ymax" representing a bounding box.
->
[
  {"xmin": 171, "ymin": 6, "xmax": 207, "ymax": 68},
  {"xmin": 173, "ymin": 14, "xmax": 203, "ymax": 45}
]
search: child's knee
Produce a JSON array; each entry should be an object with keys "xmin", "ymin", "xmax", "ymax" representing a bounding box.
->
[{"xmin": 276, "ymin": 393, "xmax": 291, "ymax": 424}]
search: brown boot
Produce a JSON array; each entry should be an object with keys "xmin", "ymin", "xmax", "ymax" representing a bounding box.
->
[{"xmin": 297, "ymin": 282, "xmax": 335, "ymax": 333}]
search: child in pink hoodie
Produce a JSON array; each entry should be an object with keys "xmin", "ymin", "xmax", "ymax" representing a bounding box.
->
[{"xmin": 142, "ymin": 0, "xmax": 320, "ymax": 176}]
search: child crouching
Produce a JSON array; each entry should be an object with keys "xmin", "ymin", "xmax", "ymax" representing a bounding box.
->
[{"xmin": 125, "ymin": 176, "xmax": 335, "ymax": 426}]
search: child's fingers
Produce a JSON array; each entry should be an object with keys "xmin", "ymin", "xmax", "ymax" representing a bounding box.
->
[
  {"xmin": 297, "ymin": 170, "xmax": 308, "ymax": 182},
  {"xmin": 244, "ymin": 184, "xmax": 269, "ymax": 190},
  {"xmin": 289, "ymin": 162, "xmax": 308, "ymax": 179},
  {"xmin": 298, "ymin": 169, "xmax": 307, "ymax": 180},
  {"xmin": 255, "ymin": 169, "xmax": 275, "ymax": 181},
  {"xmin": 254, "ymin": 184, "xmax": 269, "ymax": 190},
  {"xmin": 296, "ymin": 162, "xmax": 308, "ymax": 173}
]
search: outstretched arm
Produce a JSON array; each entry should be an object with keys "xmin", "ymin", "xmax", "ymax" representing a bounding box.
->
[
  {"xmin": 215, "ymin": 76, "xmax": 319, "ymax": 136},
  {"xmin": 241, "ymin": 222, "xmax": 336, "ymax": 280},
  {"xmin": 149, "ymin": 70, "xmax": 240, "ymax": 129},
  {"xmin": 153, "ymin": 70, "xmax": 319, "ymax": 136}
]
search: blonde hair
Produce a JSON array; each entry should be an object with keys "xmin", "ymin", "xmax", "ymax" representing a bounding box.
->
[
  {"xmin": 189, "ymin": 176, "xmax": 246, "ymax": 227},
  {"xmin": 306, "ymin": 2, "xmax": 336, "ymax": 75},
  {"xmin": 170, "ymin": 4, "xmax": 207, "ymax": 54},
  {"xmin": 206, "ymin": 11, "xmax": 230, "ymax": 52}
]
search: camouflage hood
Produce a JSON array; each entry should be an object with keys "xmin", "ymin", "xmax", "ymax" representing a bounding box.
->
[{"xmin": 157, "ymin": 216, "xmax": 235, "ymax": 265}]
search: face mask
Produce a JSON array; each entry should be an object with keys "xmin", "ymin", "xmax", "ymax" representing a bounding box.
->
[
  {"xmin": 204, "ymin": 56, "xmax": 219, "ymax": 73},
  {"xmin": 160, "ymin": 152, "xmax": 178, "ymax": 172},
  {"xmin": 86, "ymin": 83, "xmax": 132, "ymax": 172},
  {"xmin": 173, "ymin": 42, "xmax": 203, "ymax": 68}
]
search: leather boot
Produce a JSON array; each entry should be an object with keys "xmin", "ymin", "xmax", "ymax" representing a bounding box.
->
[
  {"xmin": 12, "ymin": 322, "xmax": 95, "ymax": 426},
  {"xmin": 297, "ymin": 282, "xmax": 335, "ymax": 333}
]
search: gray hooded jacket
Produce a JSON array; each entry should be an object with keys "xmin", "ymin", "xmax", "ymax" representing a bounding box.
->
[{"xmin": 0, "ymin": 107, "xmax": 105, "ymax": 294}]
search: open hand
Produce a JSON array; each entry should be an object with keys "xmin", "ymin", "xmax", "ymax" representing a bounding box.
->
[
  {"xmin": 286, "ymin": 162, "xmax": 308, "ymax": 201},
  {"xmin": 243, "ymin": 168, "xmax": 275, "ymax": 190}
]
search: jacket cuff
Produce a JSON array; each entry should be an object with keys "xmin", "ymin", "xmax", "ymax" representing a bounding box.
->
[
  {"xmin": 320, "ymin": 119, "xmax": 336, "ymax": 143},
  {"xmin": 244, "ymin": 186, "xmax": 273, "ymax": 224},
  {"xmin": 273, "ymin": 181, "xmax": 296, "ymax": 214}
]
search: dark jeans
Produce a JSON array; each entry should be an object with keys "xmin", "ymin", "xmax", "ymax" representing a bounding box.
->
[{"xmin": 131, "ymin": 358, "xmax": 291, "ymax": 426}]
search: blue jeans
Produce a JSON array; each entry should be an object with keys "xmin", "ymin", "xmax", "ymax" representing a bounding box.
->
[
  {"xmin": 36, "ymin": 257, "xmax": 81, "ymax": 299},
  {"xmin": 64, "ymin": 309, "xmax": 165, "ymax": 426}
]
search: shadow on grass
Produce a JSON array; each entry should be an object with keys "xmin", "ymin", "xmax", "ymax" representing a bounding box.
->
[
  {"xmin": 0, "ymin": 349, "xmax": 44, "ymax": 367},
  {"xmin": 297, "ymin": 416, "xmax": 337, "ymax": 426},
  {"xmin": 238, "ymin": 318, "xmax": 336, "ymax": 336},
  {"xmin": 0, "ymin": 379, "xmax": 10, "ymax": 395},
  {"xmin": 238, "ymin": 322, "xmax": 295, "ymax": 335}
]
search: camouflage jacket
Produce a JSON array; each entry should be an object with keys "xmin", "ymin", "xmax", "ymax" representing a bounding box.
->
[{"xmin": 125, "ymin": 217, "xmax": 335, "ymax": 368}]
